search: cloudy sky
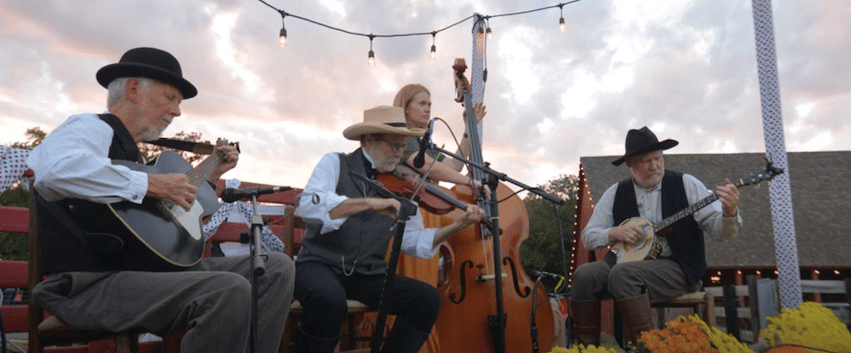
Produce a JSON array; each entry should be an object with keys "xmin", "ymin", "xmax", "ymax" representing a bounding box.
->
[{"xmin": 1, "ymin": 1, "xmax": 848, "ymax": 193}]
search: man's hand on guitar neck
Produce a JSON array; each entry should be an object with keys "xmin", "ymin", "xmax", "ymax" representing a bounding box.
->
[
  {"xmin": 716, "ymin": 178, "xmax": 740, "ymax": 218},
  {"xmin": 148, "ymin": 174, "xmax": 197, "ymax": 211},
  {"xmin": 609, "ymin": 223, "xmax": 644, "ymax": 245},
  {"xmin": 208, "ymin": 138, "xmax": 240, "ymax": 183}
]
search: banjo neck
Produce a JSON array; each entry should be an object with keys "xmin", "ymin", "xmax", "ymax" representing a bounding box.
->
[{"xmin": 653, "ymin": 193, "xmax": 719, "ymax": 234}]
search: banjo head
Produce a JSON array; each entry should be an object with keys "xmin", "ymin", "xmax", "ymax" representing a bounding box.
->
[{"xmin": 611, "ymin": 217, "xmax": 656, "ymax": 263}]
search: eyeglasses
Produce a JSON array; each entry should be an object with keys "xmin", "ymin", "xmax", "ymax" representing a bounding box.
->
[
  {"xmin": 380, "ymin": 140, "xmax": 405, "ymax": 153},
  {"xmin": 369, "ymin": 137, "xmax": 405, "ymax": 153}
]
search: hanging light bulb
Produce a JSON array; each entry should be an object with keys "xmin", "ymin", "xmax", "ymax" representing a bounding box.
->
[
  {"xmin": 367, "ymin": 35, "xmax": 376, "ymax": 67},
  {"xmin": 559, "ymin": 5, "xmax": 566, "ymax": 31},
  {"xmin": 486, "ymin": 26, "xmax": 493, "ymax": 40},
  {"xmin": 429, "ymin": 32, "xmax": 437, "ymax": 61},
  {"xmin": 278, "ymin": 27, "xmax": 288, "ymax": 47},
  {"xmin": 278, "ymin": 11, "xmax": 288, "ymax": 47}
]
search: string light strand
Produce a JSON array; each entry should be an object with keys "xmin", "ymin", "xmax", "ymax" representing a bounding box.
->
[{"xmin": 257, "ymin": 1, "xmax": 583, "ymax": 65}]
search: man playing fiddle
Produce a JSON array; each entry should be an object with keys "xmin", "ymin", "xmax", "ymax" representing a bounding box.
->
[{"xmin": 292, "ymin": 105, "xmax": 485, "ymax": 353}]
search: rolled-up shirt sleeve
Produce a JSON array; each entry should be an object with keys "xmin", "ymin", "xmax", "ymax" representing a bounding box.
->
[
  {"xmin": 581, "ymin": 183, "xmax": 619, "ymax": 250},
  {"xmin": 401, "ymin": 208, "xmax": 439, "ymax": 258},
  {"xmin": 294, "ymin": 152, "xmax": 350, "ymax": 234},
  {"xmin": 26, "ymin": 114, "xmax": 148, "ymax": 204},
  {"xmin": 685, "ymin": 174, "xmax": 742, "ymax": 242},
  {"xmin": 295, "ymin": 152, "xmax": 440, "ymax": 257}
]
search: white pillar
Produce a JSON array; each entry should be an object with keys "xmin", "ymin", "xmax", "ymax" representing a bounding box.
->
[{"xmin": 751, "ymin": 0, "xmax": 802, "ymax": 309}]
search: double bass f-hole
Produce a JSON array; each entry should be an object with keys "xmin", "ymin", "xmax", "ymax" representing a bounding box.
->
[
  {"xmin": 503, "ymin": 257, "xmax": 531, "ymax": 298},
  {"xmin": 448, "ymin": 260, "xmax": 476, "ymax": 304}
]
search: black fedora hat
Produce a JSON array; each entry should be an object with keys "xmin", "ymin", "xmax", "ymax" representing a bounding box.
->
[
  {"xmin": 611, "ymin": 126, "xmax": 678, "ymax": 166},
  {"xmin": 96, "ymin": 47, "xmax": 197, "ymax": 99}
]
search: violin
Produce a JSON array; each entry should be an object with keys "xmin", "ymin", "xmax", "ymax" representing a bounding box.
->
[
  {"xmin": 376, "ymin": 164, "xmax": 455, "ymax": 215},
  {"xmin": 376, "ymin": 164, "xmax": 495, "ymax": 231}
]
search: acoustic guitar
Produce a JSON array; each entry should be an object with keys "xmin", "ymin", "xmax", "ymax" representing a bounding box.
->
[
  {"xmin": 611, "ymin": 159, "xmax": 783, "ymax": 263},
  {"xmin": 106, "ymin": 142, "xmax": 234, "ymax": 271}
]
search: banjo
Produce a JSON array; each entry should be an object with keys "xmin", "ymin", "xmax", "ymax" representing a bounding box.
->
[{"xmin": 610, "ymin": 158, "xmax": 782, "ymax": 263}]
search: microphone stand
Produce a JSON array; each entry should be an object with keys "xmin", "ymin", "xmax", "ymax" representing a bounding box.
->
[
  {"xmin": 246, "ymin": 193, "xmax": 267, "ymax": 353},
  {"xmin": 349, "ymin": 172, "xmax": 419, "ymax": 353},
  {"xmin": 430, "ymin": 144, "xmax": 565, "ymax": 206},
  {"xmin": 427, "ymin": 143, "xmax": 563, "ymax": 353}
]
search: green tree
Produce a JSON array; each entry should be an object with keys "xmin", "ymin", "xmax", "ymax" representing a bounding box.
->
[
  {"xmin": 520, "ymin": 174, "xmax": 578, "ymax": 295},
  {"xmin": 10, "ymin": 126, "xmax": 47, "ymax": 150}
]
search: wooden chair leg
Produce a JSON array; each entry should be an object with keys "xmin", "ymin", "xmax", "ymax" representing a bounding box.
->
[{"xmin": 115, "ymin": 334, "xmax": 139, "ymax": 353}]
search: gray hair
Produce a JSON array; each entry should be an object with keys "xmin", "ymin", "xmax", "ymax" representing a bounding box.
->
[{"xmin": 106, "ymin": 77, "xmax": 155, "ymax": 107}]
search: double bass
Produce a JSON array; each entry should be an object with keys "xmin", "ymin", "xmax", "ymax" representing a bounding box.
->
[{"xmin": 432, "ymin": 59, "xmax": 559, "ymax": 353}]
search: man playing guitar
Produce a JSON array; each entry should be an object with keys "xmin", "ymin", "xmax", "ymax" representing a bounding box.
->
[
  {"xmin": 570, "ymin": 126, "xmax": 742, "ymax": 347},
  {"xmin": 27, "ymin": 47, "xmax": 294, "ymax": 353}
]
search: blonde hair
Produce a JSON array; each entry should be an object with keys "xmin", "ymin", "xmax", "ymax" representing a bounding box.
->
[{"xmin": 392, "ymin": 84, "xmax": 430, "ymax": 110}]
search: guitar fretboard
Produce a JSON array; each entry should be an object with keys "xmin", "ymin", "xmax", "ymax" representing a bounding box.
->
[{"xmin": 186, "ymin": 150, "xmax": 224, "ymax": 187}]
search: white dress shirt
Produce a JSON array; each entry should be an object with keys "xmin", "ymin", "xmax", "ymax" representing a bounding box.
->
[
  {"xmin": 26, "ymin": 113, "xmax": 148, "ymax": 204},
  {"xmin": 582, "ymin": 173, "xmax": 742, "ymax": 255},
  {"xmin": 295, "ymin": 150, "xmax": 439, "ymax": 259}
]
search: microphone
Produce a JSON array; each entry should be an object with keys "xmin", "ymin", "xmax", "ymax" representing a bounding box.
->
[
  {"xmin": 413, "ymin": 118, "xmax": 435, "ymax": 168},
  {"xmin": 221, "ymin": 186, "xmax": 291, "ymax": 203}
]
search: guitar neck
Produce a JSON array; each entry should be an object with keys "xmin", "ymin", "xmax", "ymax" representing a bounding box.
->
[{"xmin": 185, "ymin": 152, "xmax": 223, "ymax": 187}]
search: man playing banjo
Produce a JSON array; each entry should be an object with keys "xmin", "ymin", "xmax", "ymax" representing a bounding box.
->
[{"xmin": 570, "ymin": 126, "xmax": 742, "ymax": 347}]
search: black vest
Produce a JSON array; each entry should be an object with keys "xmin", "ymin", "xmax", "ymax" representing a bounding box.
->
[
  {"xmin": 611, "ymin": 170, "xmax": 706, "ymax": 286},
  {"xmin": 37, "ymin": 114, "xmax": 139, "ymax": 274},
  {"xmin": 295, "ymin": 149, "xmax": 396, "ymax": 275}
]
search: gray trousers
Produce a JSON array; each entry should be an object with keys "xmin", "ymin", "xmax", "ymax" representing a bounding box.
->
[
  {"xmin": 570, "ymin": 257, "xmax": 697, "ymax": 303},
  {"xmin": 33, "ymin": 253, "xmax": 295, "ymax": 353}
]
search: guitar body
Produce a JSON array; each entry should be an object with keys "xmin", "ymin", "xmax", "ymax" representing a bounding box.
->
[
  {"xmin": 108, "ymin": 151, "xmax": 219, "ymax": 271},
  {"xmin": 610, "ymin": 217, "xmax": 663, "ymax": 263}
]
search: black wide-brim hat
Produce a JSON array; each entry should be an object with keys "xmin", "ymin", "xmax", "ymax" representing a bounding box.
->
[
  {"xmin": 611, "ymin": 126, "xmax": 678, "ymax": 166},
  {"xmin": 96, "ymin": 47, "xmax": 197, "ymax": 99}
]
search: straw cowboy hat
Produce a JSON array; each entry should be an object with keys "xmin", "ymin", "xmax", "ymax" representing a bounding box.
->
[
  {"xmin": 343, "ymin": 106, "xmax": 424, "ymax": 140},
  {"xmin": 96, "ymin": 47, "xmax": 198, "ymax": 99},
  {"xmin": 611, "ymin": 126, "xmax": 679, "ymax": 166}
]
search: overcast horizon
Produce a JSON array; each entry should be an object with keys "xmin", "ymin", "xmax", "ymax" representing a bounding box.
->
[{"xmin": 2, "ymin": 1, "xmax": 849, "ymax": 192}]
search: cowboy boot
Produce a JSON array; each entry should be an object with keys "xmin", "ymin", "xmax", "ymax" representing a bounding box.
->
[
  {"xmin": 294, "ymin": 325, "xmax": 339, "ymax": 353},
  {"xmin": 379, "ymin": 318, "xmax": 430, "ymax": 353},
  {"xmin": 570, "ymin": 300, "xmax": 601, "ymax": 346},
  {"xmin": 617, "ymin": 294, "xmax": 654, "ymax": 345}
]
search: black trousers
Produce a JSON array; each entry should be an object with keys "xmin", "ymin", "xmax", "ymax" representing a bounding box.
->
[{"xmin": 294, "ymin": 261, "xmax": 440, "ymax": 339}]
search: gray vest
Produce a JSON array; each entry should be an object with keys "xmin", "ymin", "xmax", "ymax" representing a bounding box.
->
[{"xmin": 295, "ymin": 149, "xmax": 396, "ymax": 275}]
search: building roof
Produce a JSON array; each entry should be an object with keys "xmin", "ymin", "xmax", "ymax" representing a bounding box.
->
[{"xmin": 579, "ymin": 151, "xmax": 851, "ymax": 268}]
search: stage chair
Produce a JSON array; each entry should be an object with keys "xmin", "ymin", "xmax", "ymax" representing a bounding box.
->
[
  {"xmin": 651, "ymin": 291, "xmax": 716, "ymax": 327},
  {"xmin": 26, "ymin": 181, "xmax": 146, "ymax": 353},
  {"xmin": 205, "ymin": 190, "xmax": 377, "ymax": 353}
]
